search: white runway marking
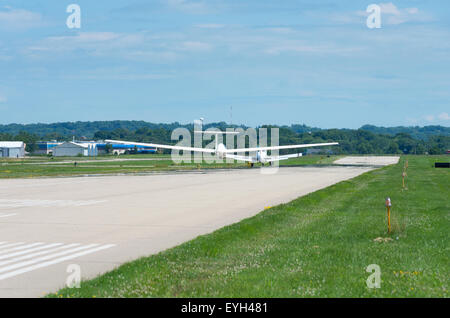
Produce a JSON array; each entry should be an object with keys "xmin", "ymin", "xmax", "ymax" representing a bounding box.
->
[
  {"xmin": 0, "ymin": 242, "xmax": 115, "ymax": 281},
  {"xmin": 0, "ymin": 242, "xmax": 25, "ymax": 250},
  {"xmin": 0, "ymin": 242, "xmax": 44, "ymax": 255},
  {"xmin": 0, "ymin": 213, "xmax": 17, "ymax": 218},
  {"xmin": 0, "ymin": 199, "xmax": 107, "ymax": 208}
]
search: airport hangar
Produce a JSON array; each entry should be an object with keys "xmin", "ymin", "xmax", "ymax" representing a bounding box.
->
[
  {"xmin": 52, "ymin": 142, "xmax": 98, "ymax": 157},
  {"xmin": 0, "ymin": 141, "xmax": 25, "ymax": 158},
  {"xmin": 49, "ymin": 141, "xmax": 156, "ymax": 156}
]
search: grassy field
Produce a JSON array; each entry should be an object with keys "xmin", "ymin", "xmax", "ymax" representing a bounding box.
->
[
  {"xmin": 0, "ymin": 154, "xmax": 341, "ymax": 178},
  {"xmin": 49, "ymin": 155, "xmax": 449, "ymax": 298}
]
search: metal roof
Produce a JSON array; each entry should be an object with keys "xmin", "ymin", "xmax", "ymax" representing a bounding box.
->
[
  {"xmin": 56, "ymin": 142, "xmax": 89, "ymax": 148},
  {"xmin": 0, "ymin": 141, "xmax": 24, "ymax": 148}
]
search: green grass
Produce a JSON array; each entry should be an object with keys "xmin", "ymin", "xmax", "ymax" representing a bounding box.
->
[
  {"xmin": 49, "ymin": 155, "xmax": 449, "ymax": 298},
  {"xmin": 0, "ymin": 155, "xmax": 341, "ymax": 178}
]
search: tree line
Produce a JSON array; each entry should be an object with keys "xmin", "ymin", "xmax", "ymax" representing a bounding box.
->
[{"xmin": 0, "ymin": 121, "xmax": 448, "ymax": 155}]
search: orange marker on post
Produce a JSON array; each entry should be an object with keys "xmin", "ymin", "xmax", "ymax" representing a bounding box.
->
[{"xmin": 385, "ymin": 197, "xmax": 392, "ymax": 233}]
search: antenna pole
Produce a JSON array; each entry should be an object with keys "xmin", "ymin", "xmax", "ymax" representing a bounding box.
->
[{"xmin": 230, "ymin": 106, "xmax": 233, "ymax": 125}]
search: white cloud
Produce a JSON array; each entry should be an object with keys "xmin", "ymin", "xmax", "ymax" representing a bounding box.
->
[
  {"xmin": 44, "ymin": 32, "xmax": 132, "ymax": 46},
  {"xmin": 180, "ymin": 41, "xmax": 212, "ymax": 52},
  {"xmin": 379, "ymin": 3, "xmax": 401, "ymax": 15},
  {"xmin": 380, "ymin": 3, "xmax": 417, "ymax": 25},
  {"xmin": 438, "ymin": 112, "xmax": 450, "ymax": 121},
  {"xmin": 264, "ymin": 44, "xmax": 327, "ymax": 55},
  {"xmin": 26, "ymin": 31, "xmax": 217, "ymax": 61},
  {"xmin": 424, "ymin": 113, "xmax": 450, "ymax": 122},
  {"xmin": 195, "ymin": 24, "xmax": 225, "ymax": 29},
  {"xmin": 126, "ymin": 50, "xmax": 180, "ymax": 62},
  {"xmin": 166, "ymin": 0, "xmax": 210, "ymax": 14},
  {"xmin": 61, "ymin": 67, "xmax": 174, "ymax": 81},
  {"xmin": 0, "ymin": 94, "xmax": 6, "ymax": 103},
  {"xmin": 353, "ymin": 3, "xmax": 432, "ymax": 25},
  {"xmin": 263, "ymin": 41, "xmax": 363, "ymax": 56},
  {"xmin": 21, "ymin": 19, "xmax": 408, "ymax": 63},
  {"xmin": 0, "ymin": 7, "xmax": 42, "ymax": 30},
  {"xmin": 406, "ymin": 8, "xmax": 419, "ymax": 15},
  {"xmin": 27, "ymin": 32, "xmax": 146, "ymax": 55},
  {"xmin": 56, "ymin": 32, "xmax": 121, "ymax": 42}
]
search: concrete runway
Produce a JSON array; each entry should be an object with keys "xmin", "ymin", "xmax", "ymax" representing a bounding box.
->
[{"xmin": 0, "ymin": 166, "xmax": 373, "ymax": 297}]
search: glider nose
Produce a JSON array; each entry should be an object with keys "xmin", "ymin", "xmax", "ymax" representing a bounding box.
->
[{"xmin": 216, "ymin": 143, "xmax": 227, "ymax": 158}]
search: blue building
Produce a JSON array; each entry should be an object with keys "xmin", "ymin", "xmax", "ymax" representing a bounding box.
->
[
  {"xmin": 96, "ymin": 143, "xmax": 157, "ymax": 155},
  {"xmin": 35, "ymin": 141, "xmax": 63, "ymax": 155}
]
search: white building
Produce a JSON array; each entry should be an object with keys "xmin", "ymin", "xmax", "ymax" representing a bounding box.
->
[
  {"xmin": 0, "ymin": 141, "xmax": 26, "ymax": 158},
  {"xmin": 53, "ymin": 142, "xmax": 98, "ymax": 157}
]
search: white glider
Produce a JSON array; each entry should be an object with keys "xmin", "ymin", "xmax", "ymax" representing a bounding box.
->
[{"xmin": 106, "ymin": 131, "xmax": 338, "ymax": 166}]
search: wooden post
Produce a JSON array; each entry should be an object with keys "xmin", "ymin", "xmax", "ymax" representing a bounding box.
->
[{"xmin": 387, "ymin": 206, "xmax": 391, "ymax": 233}]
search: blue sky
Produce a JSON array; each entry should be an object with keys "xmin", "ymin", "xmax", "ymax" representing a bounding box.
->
[{"xmin": 0, "ymin": 0, "xmax": 449, "ymax": 128}]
